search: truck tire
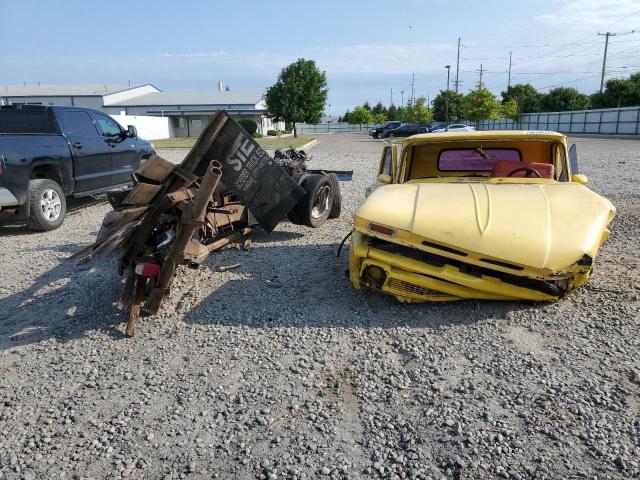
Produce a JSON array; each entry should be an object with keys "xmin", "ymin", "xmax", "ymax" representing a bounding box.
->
[
  {"xmin": 25, "ymin": 179, "xmax": 67, "ymax": 231},
  {"xmin": 288, "ymin": 174, "xmax": 332, "ymax": 228},
  {"xmin": 287, "ymin": 172, "xmax": 309, "ymax": 225},
  {"xmin": 327, "ymin": 173, "xmax": 342, "ymax": 219}
]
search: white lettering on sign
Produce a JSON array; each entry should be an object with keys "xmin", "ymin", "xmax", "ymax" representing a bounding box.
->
[{"xmin": 226, "ymin": 133, "xmax": 256, "ymax": 172}]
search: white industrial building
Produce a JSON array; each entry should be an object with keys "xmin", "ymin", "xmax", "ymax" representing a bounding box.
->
[{"xmin": 0, "ymin": 82, "xmax": 281, "ymax": 139}]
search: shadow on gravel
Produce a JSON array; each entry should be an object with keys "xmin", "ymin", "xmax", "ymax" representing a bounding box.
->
[
  {"xmin": 0, "ymin": 253, "xmax": 123, "ymax": 350},
  {"xmin": 0, "ymin": 197, "xmax": 107, "ymax": 236},
  {"xmin": 180, "ymin": 239, "xmax": 536, "ymax": 331},
  {"xmin": 1, "ymin": 225, "xmax": 537, "ymax": 349}
]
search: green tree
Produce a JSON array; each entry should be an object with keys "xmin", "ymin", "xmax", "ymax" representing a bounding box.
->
[
  {"xmin": 591, "ymin": 72, "xmax": 640, "ymax": 108},
  {"xmin": 363, "ymin": 101, "xmax": 372, "ymax": 111},
  {"xmin": 403, "ymin": 97, "xmax": 432, "ymax": 123},
  {"xmin": 372, "ymin": 113, "xmax": 388, "ymax": 124},
  {"xmin": 432, "ymin": 90, "xmax": 465, "ymax": 122},
  {"xmin": 387, "ymin": 104, "xmax": 399, "ymax": 121},
  {"xmin": 501, "ymin": 83, "xmax": 541, "ymax": 113},
  {"xmin": 265, "ymin": 58, "xmax": 328, "ymax": 137},
  {"xmin": 371, "ymin": 101, "xmax": 387, "ymax": 116},
  {"xmin": 462, "ymin": 85, "xmax": 501, "ymax": 127},
  {"xmin": 348, "ymin": 106, "xmax": 373, "ymax": 126},
  {"xmin": 501, "ymin": 99, "xmax": 520, "ymax": 124},
  {"xmin": 540, "ymin": 87, "xmax": 590, "ymax": 112},
  {"xmin": 342, "ymin": 110, "xmax": 351, "ymax": 123}
]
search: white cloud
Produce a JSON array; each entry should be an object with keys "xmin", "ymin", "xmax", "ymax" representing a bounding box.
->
[
  {"xmin": 535, "ymin": 0, "xmax": 640, "ymax": 30},
  {"xmin": 156, "ymin": 43, "xmax": 455, "ymax": 77}
]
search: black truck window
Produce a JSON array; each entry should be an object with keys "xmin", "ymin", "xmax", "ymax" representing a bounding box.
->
[
  {"xmin": 94, "ymin": 113, "xmax": 122, "ymax": 137},
  {"xmin": 62, "ymin": 111, "xmax": 99, "ymax": 137},
  {"xmin": 0, "ymin": 108, "xmax": 57, "ymax": 134}
]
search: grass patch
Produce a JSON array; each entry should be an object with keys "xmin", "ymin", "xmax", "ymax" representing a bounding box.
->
[{"xmin": 152, "ymin": 135, "xmax": 316, "ymax": 150}]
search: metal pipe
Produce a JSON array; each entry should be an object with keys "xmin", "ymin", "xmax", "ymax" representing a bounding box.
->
[
  {"xmin": 192, "ymin": 161, "xmax": 222, "ymax": 222},
  {"xmin": 145, "ymin": 160, "xmax": 222, "ymax": 314}
]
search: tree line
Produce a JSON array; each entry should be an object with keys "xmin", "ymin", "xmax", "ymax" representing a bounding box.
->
[
  {"xmin": 341, "ymin": 71, "xmax": 640, "ymax": 125},
  {"xmin": 261, "ymin": 58, "xmax": 639, "ymax": 136}
]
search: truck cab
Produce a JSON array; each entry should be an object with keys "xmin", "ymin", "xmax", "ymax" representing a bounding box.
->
[{"xmin": 0, "ymin": 104, "xmax": 154, "ymax": 230}]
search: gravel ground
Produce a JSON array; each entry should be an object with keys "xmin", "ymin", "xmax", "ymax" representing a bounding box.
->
[{"xmin": 1, "ymin": 133, "xmax": 639, "ymax": 480}]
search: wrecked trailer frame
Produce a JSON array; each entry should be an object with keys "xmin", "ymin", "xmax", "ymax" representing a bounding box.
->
[{"xmin": 72, "ymin": 110, "xmax": 347, "ymax": 336}]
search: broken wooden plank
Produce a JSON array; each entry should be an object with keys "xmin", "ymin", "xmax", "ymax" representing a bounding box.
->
[
  {"xmin": 135, "ymin": 154, "xmax": 175, "ymax": 182},
  {"xmin": 96, "ymin": 206, "xmax": 148, "ymax": 244},
  {"xmin": 122, "ymin": 182, "xmax": 162, "ymax": 206}
]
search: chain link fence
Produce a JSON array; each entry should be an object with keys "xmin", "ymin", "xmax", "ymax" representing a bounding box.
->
[
  {"xmin": 480, "ymin": 106, "xmax": 640, "ymax": 134},
  {"xmin": 295, "ymin": 122, "xmax": 381, "ymax": 134}
]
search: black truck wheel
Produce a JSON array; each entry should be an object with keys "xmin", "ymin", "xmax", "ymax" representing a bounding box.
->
[
  {"xmin": 327, "ymin": 173, "xmax": 342, "ymax": 219},
  {"xmin": 25, "ymin": 179, "xmax": 67, "ymax": 231},
  {"xmin": 288, "ymin": 174, "xmax": 332, "ymax": 228}
]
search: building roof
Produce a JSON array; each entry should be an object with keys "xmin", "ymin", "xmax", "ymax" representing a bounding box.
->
[
  {"xmin": 0, "ymin": 83, "xmax": 152, "ymax": 97},
  {"xmin": 110, "ymin": 90, "xmax": 264, "ymax": 107},
  {"xmin": 403, "ymin": 130, "xmax": 567, "ymax": 147}
]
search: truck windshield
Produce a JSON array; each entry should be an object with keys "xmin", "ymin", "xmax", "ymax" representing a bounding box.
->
[
  {"xmin": 0, "ymin": 108, "xmax": 57, "ymax": 134},
  {"xmin": 438, "ymin": 148, "xmax": 521, "ymax": 171}
]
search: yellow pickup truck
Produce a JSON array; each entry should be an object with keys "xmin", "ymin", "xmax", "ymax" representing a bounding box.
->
[{"xmin": 349, "ymin": 130, "xmax": 616, "ymax": 302}]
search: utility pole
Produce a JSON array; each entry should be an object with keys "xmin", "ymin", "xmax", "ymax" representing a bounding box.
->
[
  {"xmin": 507, "ymin": 51, "xmax": 512, "ymax": 89},
  {"xmin": 479, "ymin": 64, "xmax": 483, "ymax": 88},
  {"xmin": 390, "ymin": 88, "xmax": 393, "ymax": 106},
  {"xmin": 445, "ymin": 65, "xmax": 451, "ymax": 129},
  {"xmin": 455, "ymin": 37, "xmax": 461, "ymax": 94},
  {"xmin": 598, "ymin": 32, "xmax": 616, "ymax": 93},
  {"xmin": 401, "ymin": 90, "xmax": 404, "ymax": 108},
  {"xmin": 410, "ymin": 73, "xmax": 415, "ymax": 106}
]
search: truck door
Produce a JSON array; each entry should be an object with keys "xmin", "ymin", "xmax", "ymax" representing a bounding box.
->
[
  {"xmin": 91, "ymin": 112, "xmax": 139, "ymax": 186},
  {"xmin": 59, "ymin": 109, "xmax": 113, "ymax": 192},
  {"xmin": 365, "ymin": 143, "xmax": 398, "ymax": 197}
]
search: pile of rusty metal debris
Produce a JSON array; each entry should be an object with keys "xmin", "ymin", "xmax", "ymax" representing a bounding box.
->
[{"xmin": 71, "ymin": 111, "xmax": 350, "ymax": 336}]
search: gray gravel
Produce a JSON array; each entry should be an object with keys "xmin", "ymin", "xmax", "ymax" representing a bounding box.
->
[{"xmin": 1, "ymin": 133, "xmax": 639, "ymax": 479}]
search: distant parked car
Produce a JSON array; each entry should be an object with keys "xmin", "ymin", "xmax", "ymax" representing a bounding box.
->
[
  {"xmin": 427, "ymin": 122, "xmax": 447, "ymax": 132},
  {"xmin": 380, "ymin": 123, "xmax": 429, "ymax": 138},
  {"xmin": 431, "ymin": 124, "xmax": 476, "ymax": 133},
  {"xmin": 369, "ymin": 121, "xmax": 401, "ymax": 139}
]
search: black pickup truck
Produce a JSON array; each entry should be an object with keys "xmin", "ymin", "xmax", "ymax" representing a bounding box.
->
[{"xmin": 0, "ymin": 104, "xmax": 154, "ymax": 230}]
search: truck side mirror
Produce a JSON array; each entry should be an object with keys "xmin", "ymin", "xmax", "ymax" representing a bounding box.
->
[
  {"xmin": 127, "ymin": 125, "xmax": 137, "ymax": 138},
  {"xmin": 569, "ymin": 143, "xmax": 578, "ymax": 174}
]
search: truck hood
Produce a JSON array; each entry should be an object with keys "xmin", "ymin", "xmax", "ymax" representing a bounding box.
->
[{"xmin": 355, "ymin": 181, "xmax": 616, "ymax": 271}]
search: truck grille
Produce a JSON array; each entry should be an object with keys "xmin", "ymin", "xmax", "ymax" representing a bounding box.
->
[
  {"xmin": 386, "ymin": 278, "xmax": 450, "ymax": 297},
  {"xmin": 369, "ymin": 237, "xmax": 564, "ymax": 297}
]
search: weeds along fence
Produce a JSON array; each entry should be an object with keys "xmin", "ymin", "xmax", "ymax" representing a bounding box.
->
[{"xmin": 480, "ymin": 106, "xmax": 640, "ymax": 134}]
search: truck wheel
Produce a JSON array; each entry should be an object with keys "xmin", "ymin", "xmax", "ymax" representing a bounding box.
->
[
  {"xmin": 287, "ymin": 172, "xmax": 308, "ymax": 225},
  {"xmin": 327, "ymin": 173, "xmax": 342, "ymax": 219},
  {"xmin": 26, "ymin": 179, "xmax": 67, "ymax": 231},
  {"xmin": 289, "ymin": 174, "xmax": 332, "ymax": 228}
]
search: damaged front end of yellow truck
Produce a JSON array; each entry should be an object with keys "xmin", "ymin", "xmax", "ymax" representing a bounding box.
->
[{"xmin": 349, "ymin": 131, "xmax": 616, "ymax": 302}]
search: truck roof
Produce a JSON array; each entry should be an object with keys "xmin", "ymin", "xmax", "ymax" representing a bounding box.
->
[
  {"xmin": 0, "ymin": 104, "xmax": 99, "ymax": 113},
  {"xmin": 402, "ymin": 130, "xmax": 567, "ymax": 147}
]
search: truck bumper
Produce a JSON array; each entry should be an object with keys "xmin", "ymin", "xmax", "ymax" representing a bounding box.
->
[{"xmin": 0, "ymin": 187, "xmax": 19, "ymax": 211}]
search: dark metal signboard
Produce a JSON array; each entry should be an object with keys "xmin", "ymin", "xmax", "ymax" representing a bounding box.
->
[{"xmin": 200, "ymin": 112, "xmax": 304, "ymax": 233}]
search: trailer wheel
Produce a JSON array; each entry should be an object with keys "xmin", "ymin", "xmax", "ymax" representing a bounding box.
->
[
  {"xmin": 287, "ymin": 172, "xmax": 308, "ymax": 225},
  {"xmin": 327, "ymin": 173, "xmax": 342, "ymax": 219},
  {"xmin": 25, "ymin": 179, "xmax": 67, "ymax": 231},
  {"xmin": 288, "ymin": 174, "xmax": 332, "ymax": 228}
]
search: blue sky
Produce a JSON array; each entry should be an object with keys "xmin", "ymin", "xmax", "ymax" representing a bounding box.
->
[{"xmin": 1, "ymin": 0, "xmax": 639, "ymax": 114}]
